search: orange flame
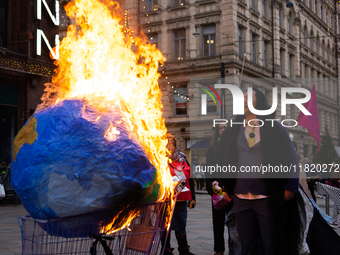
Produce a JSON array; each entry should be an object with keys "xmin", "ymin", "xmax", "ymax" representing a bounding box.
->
[{"xmin": 40, "ymin": 0, "xmax": 174, "ymax": 232}]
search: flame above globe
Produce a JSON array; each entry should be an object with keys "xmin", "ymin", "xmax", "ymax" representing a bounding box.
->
[{"xmin": 11, "ymin": 0, "xmax": 173, "ymax": 233}]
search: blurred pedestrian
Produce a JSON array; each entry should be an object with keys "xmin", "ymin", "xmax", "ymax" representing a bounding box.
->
[
  {"xmin": 198, "ymin": 162, "xmax": 205, "ymax": 190},
  {"xmin": 330, "ymin": 162, "xmax": 340, "ymax": 188},
  {"xmin": 1, "ymin": 164, "xmax": 19, "ymax": 207},
  {"xmin": 206, "ymin": 123, "xmax": 231, "ymax": 255},
  {"xmin": 194, "ymin": 163, "xmax": 203, "ymax": 190},
  {"xmin": 161, "ymin": 137, "xmax": 196, "ymax": 255},
  {"xmin": 303, "ymin": 158, "xmax": 317, "ymax": 202}
]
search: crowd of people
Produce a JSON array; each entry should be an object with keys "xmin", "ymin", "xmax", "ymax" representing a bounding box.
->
[{"xmin": 163, "ymin": 88, "xmax": 340, "ymax": 255}]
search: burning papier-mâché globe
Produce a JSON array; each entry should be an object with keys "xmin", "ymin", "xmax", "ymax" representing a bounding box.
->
[{"xmin": 11, "ymin": 99, "xmax": 160, "ymax": 222}]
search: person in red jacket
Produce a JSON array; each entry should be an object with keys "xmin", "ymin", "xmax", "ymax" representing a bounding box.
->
[{"xmin": 161, "ymin": 137, "xmax": 196, "ymax": 255}]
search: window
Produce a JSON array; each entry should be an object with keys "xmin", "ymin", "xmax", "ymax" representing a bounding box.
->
[
  {"xmin": 288, "ymin": 13, "xmax": 292, "ymax": 34},
  {"xmin": 279, "ymin": 6, "xmax": 282, "ymax": 28},
  {"xmin": 310, "ymin": 34, "xmax": 313, "ymax": 50},
  {"xmin": 316, "ymin": 37, "xmax": 319, "ymax": 54},
  {"xmin": 289, "ymin": 55, "xmax": 293, "ymax": 78},
  {"xmin": 331, "ymin": 17, "xmax": 333, "ymax": 29},
  {"xmin": 280, "ymin": 49, "xmax": 284, "ymax": 74},
  {"xmin": 315, "ymin": 0, "xmax": 317, "ymax": 13},
  {"xmin": 252, "ymin": 34, "xmax": 256, "ymax": 63},
  {"xmin": 290, "ymin": 104, "xmax": 294, "ymax": 119},
  {"xmin": 264, "ymin": 41, "xmax": 269, "ymax": 69},
  {"xmin": 309, "ymin": 0, "xmax": 312, "ymax": 9},
  {"xmin": 303, "ymin": 27, "xmax": 307, "ymax": 45},
  {"xmin": 263, "ymin": 0, "xmax": 267, "ymax": 18},
  {"xmin": 321, "ymin": 6, "xmax": 323, "ymax": 20},
  {"xmin": 202, "ymin": 25, "xmax": 216, "ymax": 57},
  {"xmin": 145, "ymin": 0, "xmax": 158, "ymax": 12},
  {"xmin": 303, "ymin": 144, "xmax": 308, "ymax": 158},
  {"xmin": 322, "ymin": 42, "xmax": 325, "ymax": 58},
  {"xmin": 202, "ymin": 87, "xmax": 217, "ymax": 114},
  {"xmin": 304, "ymin": 64, "xmax": 307, "ymax": 79},
  {"xmin": 148, "ymin": 34, "xmax": 158, "ymax": 48},
  {"xmin": 173, "ymin": 0, "xmax": 185, "ymax": 7},
  {"xmin": 174, "ymin": 87, "xmax": 187, "ymax": 115},
  {"xmin": 251, "ymin": 0, "xmax": 256, "ymax": 11},
  {"xmin": 326, "ymin": 11, "xmax": 328, "ymax": 24},
  {"xmin": 174, "ymin": 29, "xmax": 186, "ymax": 60},
  {"xmin": 327, "ymin": 48, "xmax": 329, "ymax": 62},
  {"xmin": 238, "ymin": 27, "xmax": 243, "ymax": 56},
  {"xmin": 0, "ymin": 1, "xmax": 8, "ymax": 47}
]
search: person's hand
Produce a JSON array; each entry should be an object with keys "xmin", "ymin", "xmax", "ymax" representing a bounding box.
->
[
  {"xmin": 188, "ymin": 200, "xmax": 196, "ymax": 209},
  {"xmin": 224, "ymin": 193, "xmax": 233, "ymax": 203},
  {"xmin": 283, "ymin": 190, "xmax": 294, "ymax": 202}
]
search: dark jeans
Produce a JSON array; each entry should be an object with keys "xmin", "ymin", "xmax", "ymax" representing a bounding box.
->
[
  {"xmin": 161, "ymin": 201, "xmax": 189, "ymax": 253},
  {"xmin": 2, "ymin": 190, "xmax": 19, "ymax": 205},
  {"xmin": 308, "ymin": 179, "xmax": 316, "ymax": 202},
  {"xmin": 233, "ymin": 196, "xmax": 277, "ymax": 255},
  {"xmin": 199, "ymin": 179, "xmax": 204, "ymax": 190},
  {"xmin": 211, "ymin": 199, "xmax": 232, "ymax": 252}
]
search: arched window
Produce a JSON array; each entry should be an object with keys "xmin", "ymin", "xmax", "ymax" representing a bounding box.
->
[
  {"xmin": 288, "ymin": 12, "xmax": 293, "ymax": 34},
  {"xmin": 263, "ymin": 0, "xmax": 267, "ymax": 19},
  {"xmin": 310, "ymin": 31, "xmax": 313, "ymax": 50},
  {"xmin": 322, "ymin": 41, "xmax": 325, "ymax": 58},
  {"xmin": 279, "ymin": 6, "xmax": 282, "ymax": 28},
  {"xmin": 316, "ymin": 36, "xmax": 319, "ymax": 54},
  {"xmin": 327, "ymin": 46, "xmax": 330, "ymax": 61}
]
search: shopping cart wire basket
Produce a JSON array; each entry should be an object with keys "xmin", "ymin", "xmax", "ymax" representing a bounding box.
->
[{"xmin": 20, "ymin": 200, "xmax": 174, "ymax": 255}]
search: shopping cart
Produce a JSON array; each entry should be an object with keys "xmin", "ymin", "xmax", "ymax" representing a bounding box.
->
[{"xmin": 20, "ymin": 199, "xmax": 175, "ymax": 255}]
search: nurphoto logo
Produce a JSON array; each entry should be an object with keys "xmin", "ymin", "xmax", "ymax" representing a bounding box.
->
[{"xmin": 200, "ymin": 85, "xmax": 312, "ymax": 128}]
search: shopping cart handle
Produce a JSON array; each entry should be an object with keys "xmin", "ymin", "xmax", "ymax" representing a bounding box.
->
[{"xmin": 89, "ymin": 232, "xmax": 114, "ymax": 255}]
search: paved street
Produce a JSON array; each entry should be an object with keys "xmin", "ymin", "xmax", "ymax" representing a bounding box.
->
[{"xmin": 0, "ymin": 190, "xmax": 339, "ymax": 255}]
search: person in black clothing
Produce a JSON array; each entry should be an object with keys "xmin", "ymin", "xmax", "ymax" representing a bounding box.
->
[
  {"xmin": 216, "ymin": 88, "xmax": 301, "ymax": 255},
  {"xmin": 303, "ymin": 158, "xmax": 317, "ymax": 202},
  {"xmin": 206, "ymin": 123, "xmax": 231, "ymax": 255},
  {"xmin": 1, "ymin": 164, "xmax": 19, "ymax": 206}
]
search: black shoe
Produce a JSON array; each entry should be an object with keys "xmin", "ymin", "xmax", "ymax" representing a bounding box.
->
[
  {"xmin": 14, "ymin": 204, "xmax": 18, "ymax": 207},
  {"xmin": 179, "ymin": 251, "xmax": 195, "ymax": 255},
  {"xmin": 178, "ymin": 247, "xmax": 195, "ymax": 255},
  {"xmin": 163, "ymin": 249, "xmax": 174, "ymax": 255}
]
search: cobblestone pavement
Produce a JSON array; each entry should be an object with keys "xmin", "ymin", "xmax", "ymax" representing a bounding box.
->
[{"xmin": 0, "ymin": 190, "xmax": 339, "ymax": 255}]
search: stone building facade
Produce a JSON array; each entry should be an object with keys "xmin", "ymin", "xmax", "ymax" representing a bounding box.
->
[
  {"xmin": 0, "ymin": 0, "xmax": 58, "ymax": 163},
  {"xmin": 128, "ymin": 0, "xmax": 340, "ymax": 163}
]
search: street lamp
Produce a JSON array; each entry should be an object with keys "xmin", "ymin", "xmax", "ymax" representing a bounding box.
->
[{"xmin": 192, "ymin": 25, "xmax": 200, "ymax": 37}]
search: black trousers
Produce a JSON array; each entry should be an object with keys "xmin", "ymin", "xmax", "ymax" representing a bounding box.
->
[
  {"xmin": 233, "ymin": 196, "xmax": 277, "ymax": 255},
  {"xmin": 211, "ymin": 198, "xmax": 232, "ymax": 252}
]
